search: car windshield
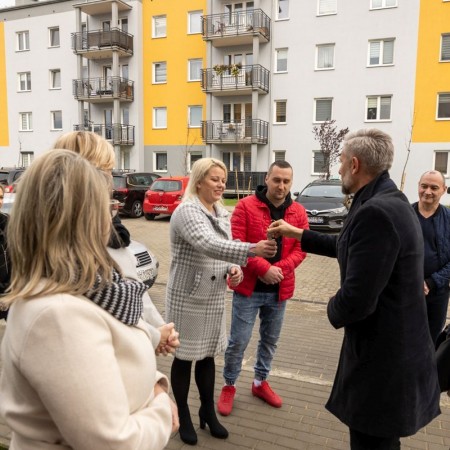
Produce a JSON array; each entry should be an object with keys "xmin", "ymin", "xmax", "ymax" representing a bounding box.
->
[
  {"xmin": 0, "ymin": 172, "xmax": 9, "ymax": 184},
  {"xmin": 300, "ymin": 184, "xmax": 343, "ymax": 198},
  {"xmin": 150, "ymin": 180, "xmax": 181, "ymax": 192},
  {"xmin": 113, "ymin": 176, "xmax": 127, "ymax": 189}
]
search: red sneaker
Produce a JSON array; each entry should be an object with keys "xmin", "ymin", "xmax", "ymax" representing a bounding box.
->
[
  {"xmin": 251, "ymin": 381, "xmax": 282, "ymax": 408},
  {"xmin": 217, "ymin": 385, "xmax": 236, "ymax": 416}
]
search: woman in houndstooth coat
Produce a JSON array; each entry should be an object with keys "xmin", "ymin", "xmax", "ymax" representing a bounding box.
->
[{"xmin": 166, "ymin": 158, "xmax": 276, "ymax": 446}]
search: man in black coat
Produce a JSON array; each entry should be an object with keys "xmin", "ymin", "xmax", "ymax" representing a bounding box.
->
[{"xmin": 269, "ymin": 129, "xmax": 440, "ymax": 449}]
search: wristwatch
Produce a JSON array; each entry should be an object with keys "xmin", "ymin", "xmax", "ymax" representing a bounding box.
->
[{"xmin": 247, "ymin": 243, "xmax": 257, "ymax": 257}]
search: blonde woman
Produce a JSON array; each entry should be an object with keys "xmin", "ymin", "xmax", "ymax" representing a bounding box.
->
[
  {"xmin": 0, "ymin": 150, "xmax": 176, "ymax": 449},
  {"xmin": 166, "ymin": 157, "xmax": 277, "ymax": 445}
]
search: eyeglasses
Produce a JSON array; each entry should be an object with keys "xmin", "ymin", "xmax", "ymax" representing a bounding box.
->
[{"xmin": 110, "ymin": 199, "xmax": 120, "ymax": 218}]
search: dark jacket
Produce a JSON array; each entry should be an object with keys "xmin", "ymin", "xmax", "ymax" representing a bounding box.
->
[
  {"xmin": 412, "ymin": 201, "xmax": 450, "ymax": 293},
  {"xmin": 0, "ymin": 212, "xmax": 10, "ymax": 320},
  {"xmin": 301, "ymin": 171, "xmax": 440, "ymax": 437}
]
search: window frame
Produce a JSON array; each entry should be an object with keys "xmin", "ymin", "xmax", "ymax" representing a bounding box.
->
[
  {"xmin": 274, "ymin": 100, "xmax": 287, "ymax": 124},
  {"xmin": 50, "ymin": 110, "xmax": 63, "ymax": 131},
  {"xmin": 316, "ymin": 43, "xmax": 335, "ymax": 70},
  {"xmin": 48, "ymin": 26, "xmax": 60, "ymax": 48},
  {"xmin": 188, "ymin": 10, "xmax": 202, "ymax": 35},
  {"xmin": 19, "ymin": 112, "xmax": 33, "ymax": 132},
  {"xmin": 154, "ymin": 152, "xmax": 168, "ymax": 172},
  {"xmin": 367, "ymin": 38, "xmax": 395, "ymax": 67},
  {"xmin": 434, "ymin": 151, "xmax": 449, "ymax": 175},
  {"xmin": 275, "ymin": 48, "xmax": 288, "ymax": 73},
  {"xmin": 188, "ymin": 59, "xmax": 202, "ymax": 82},
  {"xmin": 437, "ymin": 93, "xmax": 450, "ymax": 120},
  {"xmin": 440, "ymin": 34, "xmax": 450, "ymax": 62},
  {"xmin": 317, "ymin": 0, "xmax": 337, "ymax": 16},
  {"xmin": 153, "ymin": 107, "xmax": 167, "ymax": 129},
  {"xmin": 313, "ymin": 98, "xmax": 333, "ymax": 123},
  {"xmin": 19, "ymin": 151, "xmax": 34, "ymax": 168},
  {"xmin": 188, "ymin": 152, "xmax": 203, "ymax": 171},
  {"xmin": 273, "ymin": 150, "xmax": 286, "ymax": 162},
  {"xmin": 312, "ymin": 150, "xmax": 326, "ymax": 175},
  {"xmin": 17, "ymin": 72, "xmax": 31, "ymax": 92},
  {"xmin": 49, "ymin": 69, "xmax": 61, "ymax": 90},
  {"xmin": 369, "ymin": 0, "xmax": 397, "ymax": 10},
  {"xmin": 365, "ymin": 95, "xmax": 392, "ymax": 122},
  {"xmin": 277, "ymin": 0, "xmax": 289, "ymax": 20},
  {"xmin": 188, "ymin": 105, "xmax": 202, "ymax": 128},
  {"xmin": 152, "ymin": 15, "xmax": 167, "ymax": 38},
  {"xmin": 16, "ymin": 30, "xmax": 29, "ymax": 52},
  {"xmin": 153, "ymin": 61, "xmax": 167, "ymax": 84}
]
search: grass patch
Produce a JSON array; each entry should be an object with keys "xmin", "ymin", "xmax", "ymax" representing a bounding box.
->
[{"xmin": 223, "ymin": 198, "xmax": 238, "ymax": 207}]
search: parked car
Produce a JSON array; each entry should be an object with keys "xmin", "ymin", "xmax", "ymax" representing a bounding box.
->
[
  {"xmin": 143, "ymin": 176, "xmax": 190, "ymax": 220},
  {"xmin": 1, "ymin": 192, "xmax": 15, "ymax": 215},
  {"xmin": 112, "ymin": 171, "xmax": 160, "ymax": 218},
  {"xmin": 294, "ymin": 179, "xmax": 348, "ymax": 231},
  {"xmin": 0, "ymin": 167, "xmax": 25, "ymax": 193}
]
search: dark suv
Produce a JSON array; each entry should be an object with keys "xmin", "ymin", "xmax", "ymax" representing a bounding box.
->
[
  {"xmin": 294, "ymin": 179, "xmax": 348, "ymax": 231},
  {"xmin": 112, "ymin": 171, "xmax": 160, "ymax": 218},
  {"xmin": 0, "ymin": 167, "xmax": 25, "ymax": 193}
]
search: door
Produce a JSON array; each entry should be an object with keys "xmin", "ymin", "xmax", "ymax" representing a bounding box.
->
[
  {"xmin": 104, "ymin": 109, "xmax": 113, "ymax": 140},
  {"xmin": 245, "ymin": 103, "xmax": 252, "ymax": 138}
]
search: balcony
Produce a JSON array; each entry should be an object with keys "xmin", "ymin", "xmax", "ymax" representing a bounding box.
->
[
  {"xmin": 73, "ymin": 77, "xmax": 134, "ymax": 102},
  {"xmin": 201, "ymin": 64, "xmax": 269, "ymax": 96},
  {"xmin": 74, "ymin": 123, "xmax": 135, "ymax": 146},
  {"xmin": 202, "ymin": 9, "xmax": 270, "ymax": 47},
  {"xmin": 71, "ymin": 28, "xmax": 133, "ymax": 59},
  {"xmin": 201, "ymin": 120, "xmax": 268, "ymax": 145},
  {"xmin": 224, "ymin": 172, "xmax": 267, "ymax": 198}
]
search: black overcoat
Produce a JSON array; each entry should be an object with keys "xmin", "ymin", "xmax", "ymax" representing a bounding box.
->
[{"xmin": 301, "ymin": 172, "xmax": 441, "ymax": 437}]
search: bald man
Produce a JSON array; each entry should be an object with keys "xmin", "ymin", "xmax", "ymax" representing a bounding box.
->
[{"xmin": 413, "ymin": 170, "xmax": 450, "ymax": 345}]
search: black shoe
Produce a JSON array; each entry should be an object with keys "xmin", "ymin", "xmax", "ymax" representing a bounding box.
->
[
  {"xmin": 199, "ymin": 405, "xmax": 228, "ymax": 439},
  {"xmin": 178, "ymin": 407, "xmax": 197, "ymax": 445}
]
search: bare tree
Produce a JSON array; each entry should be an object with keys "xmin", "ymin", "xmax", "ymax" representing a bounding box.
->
[
  {"xmin": 312, "ymin": 120, "xmax": 349, "ymax": 180},
  {"xmin": 400, "ymin": 112, "xmax": 415, "ymax": 192}
]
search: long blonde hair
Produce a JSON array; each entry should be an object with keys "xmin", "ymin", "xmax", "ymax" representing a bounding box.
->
[{"xmin": 4, "ymin": 150, "xmax": 114, "ymax": 303}]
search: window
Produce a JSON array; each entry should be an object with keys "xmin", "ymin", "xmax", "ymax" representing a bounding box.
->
[
  {"xmin": 153, "ymin": 62, "xmax": 167, "ymax": 83},
  {"xmin": 318, "ymin": 0, "xmax": 337, "ymax": 15},
  {"xmin": 19, "ymin": 112, "xmax": 32, "ymax": 131},
  {"xmin": 153, "ymin": 15, "xmax": 166, "ymax": 38},
  {"xmin": 274, "ymin": 151, "xmax": 286, "ymax": 161},
  {"xmin": 18, "ymin": 72, "xmax": 31, "ymax": 92},
  {"xmin": 275, "ymin": 48, "xmax": 288, "ymax": 72},
  {"xmin": 153, "ymin": 107, "xmax": 167, "ymax": 128},
  {"xmin": 189, "ymin": 152, "xmax": 203, "ymax": 171},
  {"xmin": 188, "ymin": 59, "xmax": 202, "ymax": 81},
  {"xmin": 277, "ymin": 0, "xmax": 289, "ymax": 19},
  {"xmin": 435, "ymin": 151, "xmax": 449, "ymax": 175},
  {"xmin": 16, "ymin": 31, "xmax": 29, "ymax": 51},
  {"xmin": 50, "ymin": 69, "xmax": 61, "ymax": 89},
  {"xmin": 188, "ymin": 11, "xmax": 202, "ymax": 34},
  {"xmin": 441, "ymin": 35, "xmax": 450, "ymax": 62},
  {"xmin": 368, "ymin": 39, "xmax": 394, "ymax": 66},
  {"xmin": 188, "ymin": 106, "xmax": 202, "ymax": 128},
  {"xmin": 49, "ymin": 27, "xmax": 60, "ymax": 47},
  {"xmin": 51, "ymin": 111, "xmax": 63, "ymax": 130},
  {"xmin": 366, "ymin": 95, "xmax": 392, "ymax": 121},
  {"xmin": 313, "ymin": 151, "xmax": 326, "ymax": 174},
  {"xmin": 316, "ymin": 44, "xmax": 335, "ymax": 69},
  {"xmin": 155, "ymin": 152, "xmax": 168, "ymax": 171},
  {"xmin": 314, "ymin": 98, "xmax": 332, "ymax": 122},
  {"xmin": 370, "ymin": 0, "xmax": 397, "ymax": 9},
  {"xmin": 437, "ymin": 93, "xmax": 450, "ymax": 119},
  {"xmin": 19, "ymin": 152, "xmax": 34, "ymax": 167},
  {"xmin": 275, "ymin": 101, "xmax": 287, "ymax": 123}
]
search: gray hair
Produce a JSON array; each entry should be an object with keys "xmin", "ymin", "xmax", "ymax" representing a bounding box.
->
[{"xmin": 343, "ymin": 129, "xmax": 394, "ymax": 176}]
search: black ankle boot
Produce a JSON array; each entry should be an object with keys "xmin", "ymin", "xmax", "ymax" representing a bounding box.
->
[
  {"xmin": 198, "ymin": 404, "xmax": 228, "ymax": 439},
  {"xmin": 178, "ymin": 406, "xmax": 197, "ymax": 445}
]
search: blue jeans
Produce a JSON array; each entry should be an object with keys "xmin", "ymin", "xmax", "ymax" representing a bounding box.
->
[{"xmin": 223, "ymin": 291, "xmax": 287, "ymax": 384}]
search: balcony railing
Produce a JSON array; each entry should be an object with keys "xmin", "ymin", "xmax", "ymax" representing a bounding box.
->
[
  {"xmin": 202, "ymin": 9, "xmax": 270, "ymax": 44},
  {"xmin": 201, "ymin": 64, "xmax": 269, "ymax": 95},
  {"xmin": 224, "ymin": 171, "xmax": 267, "ymax": 198},
  {"xmin": 73, "ymin": 77, "xmax": 134, "ymax": 102},
  {"xmin": 71, "ymin": 28, "xmax": 133, "ymax": 58},
  {"xmin": 201, "ymin": 119, "xmax": 268, "ymax": 144},
  {"xmin": 74, "ymin": 123, "xmax": 135, "ymax": 146}
]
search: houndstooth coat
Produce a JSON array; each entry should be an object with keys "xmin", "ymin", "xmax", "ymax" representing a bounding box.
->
[{"xmin": 166, "ymin": 197, "xmax": 250, "ymax": 361}]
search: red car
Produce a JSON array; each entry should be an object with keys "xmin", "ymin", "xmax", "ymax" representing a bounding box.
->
[{"xmin": 143, "ymin": 176, "xmax": 189, "ymax": 220}]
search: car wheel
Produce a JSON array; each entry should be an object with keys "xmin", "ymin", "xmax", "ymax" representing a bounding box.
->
[
  {"xmin": 145, "ymin": 213, "xmax": 157, "ymax": 220},
  {"xmin": 130, "ymin": 200, "xmax": 143, "ymax": 218}
]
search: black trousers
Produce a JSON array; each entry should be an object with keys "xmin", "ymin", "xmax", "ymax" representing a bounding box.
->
[
  {"xmin": 426, "ymin": 290, "xmax": 450, "ymax": 346},
  {"xmin": 350, "ymin": 429, "xmax": 400, "ymax": 450}
]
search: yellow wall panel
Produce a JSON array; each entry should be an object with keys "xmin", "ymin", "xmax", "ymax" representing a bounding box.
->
[{"xmin": 0, "ymin": 23, "xmax": 9, "ymax": 147}]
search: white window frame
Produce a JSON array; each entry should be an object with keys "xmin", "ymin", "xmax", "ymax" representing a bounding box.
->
[
  {"xmin": 277, "ymin": 0, "xmax": 289, "ymax": 20},
  {"xmin": 51, "ymin": 110, "xmax": 63, "ymax": 130},
  {"xmin": 368, "ymin": 39, "xmax": 395, "ymax": 66},
  {"xmin": 19, "ymin": 112, "xmax": 32, "ymax": 132},
  {"xmin": 440, "ymin": 34, "xmax": 450, "ymax": 62},
  {"xmin": 16, "ymin": 31, "xmax": 29, "ymax": 51},
  {"xmin": 153, "ymin": 15, "xmax": 167, "ymax": 38},
  {"xmin": 318, "ymin": 0, "xmax": 337, "ymax": 16},
  {"xmin": 153, "ymin": 107, "xmax": 167, "ymax": 129},
  {"xmin": 17, "ymin": 72, "xmax": 31, "ymax": 92},
  {"xmin": 188, "ymin": 10, "xmax": 202, "ymax": 34},
  {"xmin": 274, "ymin": 150, "xmax": 286, "ymax": 162},
  {"xmin": 434, "ymin": 151, "xmax": 449, "ymax": 176},
  {"xmin": 153, "ymin": 61, "xmax": 167, "ymax": 84},
  {"xmin": 188, "ymin": 105, "xmax": 202, "ymax": 128},
  {"xmin": 48, "ymin": 27, "xmax": 60, "ymax": 48},
  {"xmin": 188, "ymin": 152, "xmax": 203, "ymax": 171},
  {"xmin": 19, "ymin": 151, "xmax": 34, "ymax": 168},
  {"xmin": 316, "ymin": 44, "xmax": 335, "ymax": 70},
  {"xmin": 154, "ymin": 152, "xmax": 168, "ymax": 172},
  {"xmin": 275, "ymin": 48, "xmax": 288, "ymax": 73},
  {"xmin": 49, "ymin": 69, "xmax": 61, "ymax": 89},
  {"xmin": 370, "ymin": 0, "xmax": 397, "ymax": 10},
  {"xmin": 366, "ymin": 95, "xmax": 392, "ymax": 122},
  {"xmin": 437, "ymin": 93, "xmax": 450, "ymax": 120},
  {"xmin": 188, "ymin": 59, "xmax": 202, "ymax": 81},
  {"xmin": 274, "ymin": 100, "xmax": 287, "ymax": 124},
  {"xmin": 314, "ymin": 98, "xmax": 333, "ymax": 123},
  {"xmin": 312, "ymin": 150, "xmax": 326, "ymax": 175}
]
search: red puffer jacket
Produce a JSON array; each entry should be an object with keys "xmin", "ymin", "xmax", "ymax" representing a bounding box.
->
[{"xmin": 230, "ymin": 195, "xmax": 309, "ymax": 301}]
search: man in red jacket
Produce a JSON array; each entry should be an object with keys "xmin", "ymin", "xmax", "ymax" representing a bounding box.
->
[{"xmin": 217, "ymin": 161, "xmax": 309, "ymax": 416}]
